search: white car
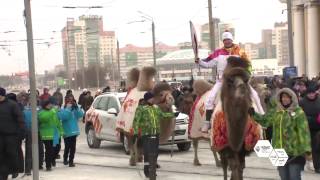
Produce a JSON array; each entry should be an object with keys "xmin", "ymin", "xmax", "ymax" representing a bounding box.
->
[{"xmin": 84, "ymin": 92, "xmax": 191, "ymax": 154}]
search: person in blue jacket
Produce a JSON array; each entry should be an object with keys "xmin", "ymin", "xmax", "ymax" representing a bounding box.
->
[
  {"xmin": 59, "ymin": 96, "xmax": 84, "ymax": 167},
  {"xmin": 22, "ymin": 99, "xmax": 32, "ymax": 175}
]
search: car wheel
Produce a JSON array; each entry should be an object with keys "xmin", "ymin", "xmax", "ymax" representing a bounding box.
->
[
  {"xmin": 122, "ymin": 135, "xmax": 130, "ymax": 155},
  {"xmin": 87, "ymin": 126, "xmax": 101, "ymax": 148},
  {"xmin": 177, "ymin": 142, "xmax": 191, "ymax": 151}
]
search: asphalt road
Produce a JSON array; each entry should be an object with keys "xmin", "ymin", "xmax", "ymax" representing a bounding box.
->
[
  {"xmin": 11, "ymin": 122, "xmax": 319, "ymax": 180},
  {"xmin": 9, "ymin": 89, "xmax": 320, "ymax": 180}
]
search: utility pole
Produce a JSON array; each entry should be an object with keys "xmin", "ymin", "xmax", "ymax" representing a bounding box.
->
[
  {"xmin": 96, "ymin": 51, "xmax": 100, "ymax": 88},
  {"xmin": 152, "ymin": 21, "xmax": 158, "ymax": 81},
  {"xmin": 24, "ymin": 0, "xmax": 39, "ymax": 179},
  {"xmin": 74, "ymin": 58, "xmax": 78, "ymax": 90},
  {"xmin": 117, "ymin": 40, "xmax": 121, "ymax": 80},
  {"xmin": 81, "ymin": 58, "xmax": 85, "ymax": 88},
  {"xmin": 135, "ymin": 11, "xmax": 158, "ymax": 81},
  {"xmin": 66, "ymin": 20, "xmax": 72, "ymax": 89},
  {"xmin": 287, "ymin": 0, "xmax": 294, "ymax": 67},
  {"xmin": 111, "ymin": 49, "xmax": 116, "ymax": 89},
  {"xmin": 208, "ymin": 0, "xmax": 215, "ymax": 51},
  {"xmin": 208, "ymin": 0, "xmax": 217, "ymax": 80}
]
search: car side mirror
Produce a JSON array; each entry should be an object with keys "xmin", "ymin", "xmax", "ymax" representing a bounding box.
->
[{"xmin": 107, "ymin": 108, "xmax": 118, "ymax": 115}]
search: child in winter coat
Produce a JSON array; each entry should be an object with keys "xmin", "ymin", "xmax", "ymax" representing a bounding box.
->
[
  {"xmin": 38, "ymin": 100, "xmax": 63, "ymax": 171},
  {"xmin": 59, "ymin": 96, "xmax": 84, "ymax": 167},
  {"xmin": 252, "ymin": 88, "xmax": 311, "ymax": 180},
  {"xmin": 23, "ymin": 103, "xmax": 32, "ymax": 175},
  {"xmin": 22, "ymin": 96, "xmax": 41, "ymax": 175},
  {"xmin": 132, "ymin": 92, "xmax": 177, "ymax": 179}
]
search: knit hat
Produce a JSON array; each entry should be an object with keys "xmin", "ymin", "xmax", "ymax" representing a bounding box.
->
[
  {"xmin": 306, "ymin": 82, "xmax": 318, "ymax": 94},
  {"xmin": 0, "ymin": 87, "xmax": 6, "ymax": 96},
  {"xmin": 41, "ymin": 100, "xmax": 51, "ymax": 109},
  {"xmin": 6, "ymin": 93, "xmax": 17, "ymax": 102},
  {"xmin": 66, "ymin": 89, "xmax": 73, "ymax": 95},
  {"xmin": 222, "ymin": 31, "xmax": 233, "ymax": 41},
  {"xmin": 49, "ymin": 96, "xmax": 57, "ymax": 105},
  {"xmin": 144, "ymin": 92, "xmax": 154, "ymax": 101}
]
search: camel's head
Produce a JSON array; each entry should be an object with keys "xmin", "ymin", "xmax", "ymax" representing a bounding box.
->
[
  {"xmin": 152, "ymin": 82, "xmax": 174, "ymax": 112},
  {"xmin": 224, "ymin": 68, "xmax": 250, "ymax": 101},
  {"xmin": 137, "ymin": 67, "xmax": 157, "ymax": 91},
  {"xmin": 193, "ymin": 80, "xmax": 213, "ymax": 97},
  {"xmin": 126, "ymin": 68, "xmax": 140, "ymax": 89}
]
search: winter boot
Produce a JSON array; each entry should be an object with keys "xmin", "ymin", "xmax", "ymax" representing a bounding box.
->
[
  {"xmin": 63, "ymin": 158, "xmax": 69, "ymax": 165},
  {"xmin": 149, "ymin": 155, "xmax": 157, "ymax": 180},
  {"xmin": 144, "ymin": 165, "xmax": 150, "ymax": 178}
]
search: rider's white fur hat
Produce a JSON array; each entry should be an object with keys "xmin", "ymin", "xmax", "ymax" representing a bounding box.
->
[{"xmin": 222, "ymin": 31, "xmax": 233, "ymax": 41}]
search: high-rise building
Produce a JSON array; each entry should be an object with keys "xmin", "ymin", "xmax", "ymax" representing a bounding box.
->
[
  {"xmin": 261, "ymin": 29, "xmax": 277, "ymax": 59},
  {"xmin": 100, "ymin": 31, "xmax": 116, "ymax": 66},
  {"xmin": 61, "ymin": 15, "xmax": 116, "ymax": 80},
  {"xmin": 200, "ymin": 18, "xmax": 220, "ymax": 50},
  {"xmin": 243, "ymin": 43, "xmax": 260, "ymax": 60},
  {"xmin": 274, "ymin": 22, "xmax": 289, "ymax": 66}
]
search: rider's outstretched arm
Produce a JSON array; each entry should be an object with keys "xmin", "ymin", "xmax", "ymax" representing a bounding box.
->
[{"xmin": 198, "ymin": 58, "xmax": 218, "ymax": 68}]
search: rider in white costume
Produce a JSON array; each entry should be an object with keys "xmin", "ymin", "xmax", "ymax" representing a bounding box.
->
[{"xmin": 196, "ymin": 31, "xmax": 264, "ymax": 132}]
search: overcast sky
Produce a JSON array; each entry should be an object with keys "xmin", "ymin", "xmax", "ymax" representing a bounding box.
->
[{"xmin": 0, "ymin": 0, "xmax": 287, "ymax": 75}]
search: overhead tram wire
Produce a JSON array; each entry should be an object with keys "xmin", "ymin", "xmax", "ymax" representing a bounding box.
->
[
  {"xmin": 0, "ymin": 29, "xmax": 99, "ymax": 44},
  {"xmin": 40, "ymin": 0, "xmax": 116, "ymax": 8},
  {"xmin": 156, "ymin": 5, "xmax": 208, "ymax": 32}
]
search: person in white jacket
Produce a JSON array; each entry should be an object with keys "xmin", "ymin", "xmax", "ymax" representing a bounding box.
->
[{"xmin": 195, "ymin": 31, "xmax": 264, "ymax": 132}]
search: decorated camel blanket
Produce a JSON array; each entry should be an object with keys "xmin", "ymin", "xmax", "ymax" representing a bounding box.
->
[
  {"xmin": 210, "ymin": 98, "xmax": 264, "ymax": 152},
  {"xmin": 188, "ymin": 91, "xmax": 210, "ymax": 139},
  {"xmin": 116, "ymin": 88, "xmax": 145, "ymax": 133}
]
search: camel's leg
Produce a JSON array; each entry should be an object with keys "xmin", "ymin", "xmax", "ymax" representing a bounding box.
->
[
  {"xmin": 128, "ymin": 135, "xmax": 136, "ymax": 166},
  {"xmin": 228, "ymin": 158, "xmax": 234, "ymax": 180},
  {"xmin": 213, "ymin": 150, "xmax": 222, "ymax": 167},
  {"xmin": 193, "ymin": 139, "xmax": 201, "ymax": 166},
  {"xmin": 220, "ymin": 152, "xmax": 228, "ymax": 180},
  {"xmin": 210, "ymin": 141, "xmax": 221, "ymax": 167},
  {"xmin": 239, "ymin": 153, "xmax": 245, "ymax": 180},
  {"xmin": 229, "ymin": 153, "xmax": 241, "ymax": 180},
  {"xmin": 136, "ymin": 137, "xmax": 143, "ymax": 162},
  {"xmin": 133, "ymin": 138, "xmax": 139, "ymax": 163}
]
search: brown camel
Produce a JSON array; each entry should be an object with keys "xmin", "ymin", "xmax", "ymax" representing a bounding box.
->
[
  {"xmin": 176, "ymin": 80, "xmax": 221, "ymax": 167},
  {"xmin": 116, "ymin": 67, "xmax": 156, "ymax": 166},
  {"xmin": 211, "ymin": 56, "xmax": 261, "ymax": 180},
  {"xmin": 125, "ymin": 70, "xmax": 175, "ymax": 166},
  {"xmin": 249, "ymin": 77, "xmax": 268, "ymax": 112},
  {"xmin": 129, "ymin": 82, "xmax": 176, "ymax": 170}
]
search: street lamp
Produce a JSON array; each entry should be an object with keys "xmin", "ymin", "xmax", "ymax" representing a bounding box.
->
[
  {"xmin": 63, "ymin": 6, "xmax": 104, "ymax": 9},
  {"xmin": 137, "ymin": 11, "xmax": 158, "ymax": 81},
  {"xmin": 127, "ymin": 20, "xmax": 146, "ymax": 24}
]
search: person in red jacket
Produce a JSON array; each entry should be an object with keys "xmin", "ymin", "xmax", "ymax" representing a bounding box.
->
[{"xmin": 39, "ymin": 88, "xmax": 51, "ymax": 103}]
